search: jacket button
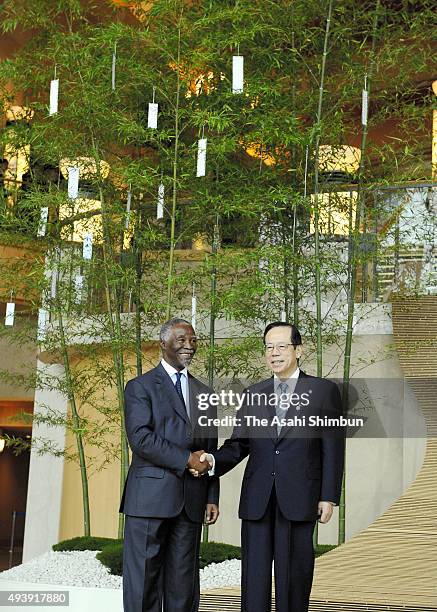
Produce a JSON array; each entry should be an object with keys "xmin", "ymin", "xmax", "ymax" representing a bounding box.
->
[
  {"xmin": 271, "ymin": 471, "xmax": 275, "ymax": 476},
  {"xmin": 275, "ymin": 450, "xmax": 280, "ymax": 454}
]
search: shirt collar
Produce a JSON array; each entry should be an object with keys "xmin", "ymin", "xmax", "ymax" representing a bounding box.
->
[
  {"xmin": 161, "ymin": 358, "xmax": 188, "ymax": 380},
  {"xmin": 274, "ymin": 367, "xmax": 300, "ymax": 384}
]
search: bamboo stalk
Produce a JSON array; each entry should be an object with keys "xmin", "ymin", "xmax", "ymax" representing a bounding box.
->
[
  {"xmin": 282, "ymin": 216, "xmax": 291, "ymax": 320},
  {"xmin": 165, "ymin": 13, "xmax": 183, "ymax": 319},
  {"xmin": 203, "ymin": 214, "xmax": 219, "ymax": 544},
  {"xmin": 52, "ymin": 250, "xmax": 91, "ymax": 536},
  {"xmin": 312, "ymin": 0, "xmax": 334, "ymax": 380},
  {"xmin": 292, "ymin": 204, "xmax": 299, "ymax": 326},
  {"xmin": 134, "ymin": 205, "xmax": 143, "ymax": 377},
  {"xmin": 91, "ymin": 141, "xmax": 129, "ymax": 538},
  {"xmin": 295, "ymin": 145, "xmax": 310, "ymax": 328},
  {"xmin": 340, "ymin": 0, "xmax": 381, "ymax": 545},
  {"xmin": 312, "ymin": 0, "xmax": 334, "ymax": 549},
  {"xmin": 290, "ymin": 26, "xmax": 300, "ymax": 328},
  {"xmin": 97, "ymin": 181, "xmax": 130, "ymax": 539},
  {"xmin": 65, "ymin": 16, "xmax": 130, "ymax": 537}
]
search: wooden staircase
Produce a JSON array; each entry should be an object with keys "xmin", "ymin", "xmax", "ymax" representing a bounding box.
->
[
  {"xmin": 375, "ymin": 247, "xmax": 437, "ymax": 301},
  {"xmin": 200, "ymin": 296, "xmax": 437, "ymax": 611}
]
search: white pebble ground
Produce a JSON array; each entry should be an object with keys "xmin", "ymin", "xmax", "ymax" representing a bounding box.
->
[
  {"xmin": 0, "ymin": 551, "xmax": 241, "ymax": 590},
  {"xmin": 200, "ymin": 559, "xmax": 241, "ymax": 590}
]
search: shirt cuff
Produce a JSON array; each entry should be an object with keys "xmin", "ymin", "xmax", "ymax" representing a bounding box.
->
[{"xmin": 208, "ymin": 453, "xmax": 215, "ymax": 476}]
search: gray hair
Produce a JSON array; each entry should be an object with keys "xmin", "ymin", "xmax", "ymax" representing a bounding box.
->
[{"xmin": 159, "ymin": 318, "xmax": 192, "ymax": 343}]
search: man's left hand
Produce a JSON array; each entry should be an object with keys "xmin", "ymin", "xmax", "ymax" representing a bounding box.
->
[
  {"xmin": 204, "ymin": 504, "xmax": 219, "ymax": 525},
  {"xmin": 318, "ymin": 501, "xmax": 334, "ymax": 523}
]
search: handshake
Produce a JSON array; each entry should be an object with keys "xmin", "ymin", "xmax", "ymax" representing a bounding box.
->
[{"xmin": 187, "ymin": 450, "xmax": 214, "ymax": 477}]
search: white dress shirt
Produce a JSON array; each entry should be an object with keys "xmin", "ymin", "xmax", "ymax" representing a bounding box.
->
[
  {"xmin": 161, "ymin": 358, "xmax": 190, "ymax": 419},
  {"xmin": 274, "ymin": 366, "xmax": 300, "ymax": 395}
]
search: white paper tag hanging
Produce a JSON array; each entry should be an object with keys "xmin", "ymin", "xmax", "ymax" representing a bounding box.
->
[
  {"xmin": 49, "ymin": 79, "xmax": 59, "ymax": 115},
  {"xmin": 125, "ymin": 188, "xmax": 132, "ymax": 230},
  {"xmin": 67, "ymin": 166, "xmax": 80, "ymax": 199},
  {"xmin": 83, "ymin": 232, "xmax": 93, "ymax": 260},
  {"xmin": 74, "ymin": 274, "xmax": 84, "ymax": 303},
  {"xmin": 50, "ymin": 270, "xmax": 58, "ymax": 299},
  {"xmin": 157, "ymin": 183, "xmax": 164, "ymax": 219},
  {"xmin": 280, "ymin": 310, "xmax": 286, "ymax": 322},
  {"xmin": 5, "ymin": 302, "xmax": 15, "ymax": 326},
  {"xmin": 37, "ymin": 308, "xmax": 49, "ymax": 341},
  {"xmin": 148, "ymin": 103, "xmax": 158, "ymax": 129},
  {"xmin": 37, "ymin": 207, "xmax": 49, "ymax": 237},
  {"xmin": 232, "ymin": 55, "xmax": 244, "ymax": 93},
  {"xmin": 196, "ymin": 138, "xmax": 207, "ymax": 177},
  {"xmin": 191, "ymin": 294, "xmax": 197, "ymax": 329},
  {"xmin": 362, "ymin": 90, "xmax": 368, "ymax": 126}
]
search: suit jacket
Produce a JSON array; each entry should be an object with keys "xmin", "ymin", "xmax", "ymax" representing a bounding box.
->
[
  {"xmin": 213, "ymin": 371, "xmax": 344, "ymax": 522},
  {"xmin": 119, "ymin": 362, "xmax": 220, "ymax": 523}
]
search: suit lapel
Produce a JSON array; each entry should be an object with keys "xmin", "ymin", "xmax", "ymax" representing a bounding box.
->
[
  {"xmin": 188, "ymin": 373, "xmax": 200, "ymax": 430},
  {"xmin": 256, "ymin": 377, "xmax": 277, "ymax": 442},
  {"xmin": 154, "ymin": 363, "xmax": 191, "ymax": 426}
]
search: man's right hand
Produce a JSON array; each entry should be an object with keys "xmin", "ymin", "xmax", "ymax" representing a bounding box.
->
[
  {"xmin": 188, "ymin": 452, "xmax": 213, "ymax": 477},
  {"xmin": 187, "ymin": 450, "xmax": 210, "ymax": 476}
]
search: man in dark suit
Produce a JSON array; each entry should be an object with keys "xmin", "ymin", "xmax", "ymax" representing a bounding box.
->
[
  {"xmin": 120, "ymin": 317, "xmax": 219, "ymax": 612},
  {"xmin": 194, "ymin": 321, "xmax": 344, "ymax": 612}
]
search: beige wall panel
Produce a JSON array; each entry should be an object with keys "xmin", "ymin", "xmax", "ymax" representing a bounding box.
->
[{"xmin": 0, "ymin": 320, "xmax": 37, "ymax": 401}]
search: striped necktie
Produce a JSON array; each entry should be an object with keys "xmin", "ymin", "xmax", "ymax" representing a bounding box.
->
[
  {"xmin": 174, "ymin": 371, "xmax": 187, "ymax": 411},
  {"xmin": 276, "ymin": 382, "xmax": 289, "ymax": 435}
]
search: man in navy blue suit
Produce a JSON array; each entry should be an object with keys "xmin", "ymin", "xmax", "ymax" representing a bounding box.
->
[
  {"xmin": 193, "ymin": 321, "xmax": 344, "ymax": 612},
  {"xmin": 120, "ymin": 318, "xmax": 219, "ymax": 612}
]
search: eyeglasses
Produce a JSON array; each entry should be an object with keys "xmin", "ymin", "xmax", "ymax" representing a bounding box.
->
[{"xmin": 265, "ymin": 343, "xmax": 296, "ymax": 353}]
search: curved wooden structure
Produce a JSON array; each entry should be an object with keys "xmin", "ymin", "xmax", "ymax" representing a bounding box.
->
[{"xmin": 200, "ymin": 297, "xmax": 437, "ymax": 611}]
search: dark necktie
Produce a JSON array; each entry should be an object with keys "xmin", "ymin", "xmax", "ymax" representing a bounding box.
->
[
  {"xmin": 174, "ymin": 372, "xmax": 186, "ymax": 409},
  {"xmin": 276, "ymin": 382, "xmax": 289, "ymax": 435}
]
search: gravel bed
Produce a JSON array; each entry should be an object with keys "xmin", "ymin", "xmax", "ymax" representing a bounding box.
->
[
  {"xmin": 0, "ymin": 551, "xmax": 241, "ymax": 590},
  {"xmin": 0, "ymin": 551, "xmax": 122, "ymax": 589},
  {"xmin": 200, "ymin": 559, "xmax": 241, "ymax": 590}
]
